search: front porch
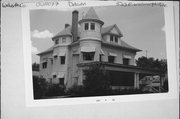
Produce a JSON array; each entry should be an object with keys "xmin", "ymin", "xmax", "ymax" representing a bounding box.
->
[{"xmin": 77, "ymin": 61, "xmax": 166, "ymax": 92}]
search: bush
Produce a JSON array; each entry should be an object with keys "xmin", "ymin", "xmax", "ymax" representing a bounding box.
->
[
  {"xmin": 66, "ymin": 85, "xmax": 86, "ymax": 97},
  {"xmin": 83, "ymin": 63, "xmax": 111, "ymax": 96},
  {"xmin": 33, "ymin": 76, "xmax": 48, "ymax": 99},
  {"xmin": 45, "ymin": 84, "xmax": 65, "ymax": 97}
]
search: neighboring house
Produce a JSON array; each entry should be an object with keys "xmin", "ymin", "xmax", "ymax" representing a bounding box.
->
[{"xmin": 37, "ymin": 7, "xmax": 166, "ymax": 90}]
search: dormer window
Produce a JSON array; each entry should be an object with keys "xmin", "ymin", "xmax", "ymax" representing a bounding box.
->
[
  {"xmin": 115, "ymin": 37, "xmax": 118, "ymax": 43},
  {"xmin": 90, "ymin": 23, "xmax": 95, "ymax": 30},
  {"xmin": 110, "ymin": 35, "xmax": 118, "ymax": 43},
  {"xmin": 110, "ymin": 35, "xmax": 113, "ymax": 42}
]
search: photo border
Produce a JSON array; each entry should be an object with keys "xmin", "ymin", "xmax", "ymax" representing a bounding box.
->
[{"xmin": 21, "ymin": 1, "xmax": 178, "ymax": 107}]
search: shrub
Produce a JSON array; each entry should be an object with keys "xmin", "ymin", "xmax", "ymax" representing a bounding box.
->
[
  {"xmin": 33, "ymin": 76, "xmax": 48, "ymax": 99},
  {"xmin": 66, "ymin": 85, "xmax": 86, "ymax": 97},
  {"xmin": 45, "ymin": 84, "xmax": 65, "ymax": 97},
  {"xmin": 83, "ymin": 63, "xmax": 111, "ymax": 96}
]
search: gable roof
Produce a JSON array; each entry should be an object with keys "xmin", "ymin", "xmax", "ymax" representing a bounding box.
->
[
  {"xmin": 79, "ymin": 7, "xmax": 104, "ymax": 25},
  {"xmin": 101, "ymin": 24, "xmax": 123, "ymax": 37}
]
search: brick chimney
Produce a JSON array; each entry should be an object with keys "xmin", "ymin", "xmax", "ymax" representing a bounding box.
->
[
  {"xmin": 65, "ymin": 24, "xmax": 70, "ymax": 28},
  {"xmin": 72, "ymin": 10, "xmax": 78, "ymax": 42}
]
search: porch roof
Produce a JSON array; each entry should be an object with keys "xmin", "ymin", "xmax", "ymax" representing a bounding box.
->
[{"xmin": 77, "ymin": 61, "xmax": 164, "ymax": 75}]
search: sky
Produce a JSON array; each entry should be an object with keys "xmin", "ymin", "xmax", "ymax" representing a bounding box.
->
[{"xmin": 30, "ymin": 5, "xmax": 166, "ymax": 63}]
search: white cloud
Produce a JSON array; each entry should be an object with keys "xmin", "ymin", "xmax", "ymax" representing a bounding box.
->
[
  {"xmin": 30, "ymin": 40, "xmax": 39, "ymax": 54},
  {"xmin": 32, "ymin": 46, "xmax": 38, "ymax": 54},
  {"xmin": 31, "ymin": 30, "xmax": 53, "ymax": 39}
]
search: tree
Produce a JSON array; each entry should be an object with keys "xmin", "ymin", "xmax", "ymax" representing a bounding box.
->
[
  {"xmin": 136, "ymin": 56, "xmax": 167, "ymax": 72},
  {"xmin": 83, "ymin": 63, "xmax": 111, "ymax": 96}
]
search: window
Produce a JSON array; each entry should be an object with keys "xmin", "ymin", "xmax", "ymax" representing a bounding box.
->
[
  {"xmin": 59, "ymin": 78, "xmax": 64, "ymax": 85},
  {"xmin": 115, "ymin": 37, "xmax": 118, "ymax": 43},
  {"xmin": 110, "ymin": 35, "xmax": 113, "ymax": 42},
  {"xmin": 123, "ymin": 58, "xmax": 129, "ymax": 65},
  {"xmin": 110, "ymin": 35, "xmax": 119, "ymax": 43},
  {"xmin": 99, "ymin": 55, "xmax": 102, "ymax": 62},
  {"xmin": 108, "ymin": 56, "xmax": 115, "ymax": 63},
  {"xmin": 83, "ymin": 52, "xmax": 95, "ymax": 61},
  {"xmin": 90, "ymin": 23, "xmax": 95, "ymax": 30},
  {"xmin": 84, "ymin": 23, "xmax": 89, "ymax": 30},
  {"xmin": 42, "ymin": 62, "xmax": 47, "ymax": 68},
  {"xmin": 54, "ymin": 55, "xmax": 57, "ymax": 59},
  {"xmin": 55, "ymin": 39, "xmax": 59, "ymax": 44},
  {"xmin": 62, "ymin": 37, "xmax": 66, "ymax": 43},
  {"xmin": 60, "ymin": 56, "xmax": 65, "ymax": 64},
  {"xmin": 53, "ymin": 75, "xmax": 56, "ymax": 79},
  {"xmin": 51, "ymin": 59, "xmax": 53, "ymax": 64}
]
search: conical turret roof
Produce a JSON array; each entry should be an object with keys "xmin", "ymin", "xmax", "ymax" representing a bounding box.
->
[{"xmin": 79, "ymin": 7, "xmax": 104, "ymax": 25}]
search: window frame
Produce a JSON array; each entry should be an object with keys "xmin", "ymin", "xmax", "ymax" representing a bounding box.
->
[
  {"xmin": 42, "ymin": 62, "xmax": 47, "ymax": 69},
  {"xmin": 53, "ymin": 75, "xmax": 56, "ymax": 79},
  {"xmin": 60, "ymin": 56, "xmax": 66, "ymax": 64},
  {"xmin": 123, "ymin": 58, "xmax": 130, "ymax": 65},
  {"xmin": 115, "ymin": 37, "xmax": 118, "ymax": 43},
  {"xmin": 84, "ymin": 23, "xmax": 89, "ymax": 30},
  {"xmin": 59, "ymin": 78, "xmax": 65, "ymax": 85},
  {"xmin": 110, "ymin": 35, "xmax": 114, "ymax": 42},
  {"xmin": 82, "ymin": 52, "xmax": 95, "ymax": 61},
  {"xmin": 108, "ymin": 56, "xmax": 115, "ymax": 63},
  {"xmin": 90, "ymin": 23, "xmax": 95, "ymax": 30},
  {"xmin": 55, "ymin": 39, "xmax": 59, "ymax": 44}
]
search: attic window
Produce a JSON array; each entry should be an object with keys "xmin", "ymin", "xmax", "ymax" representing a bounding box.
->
[
  {"xmin": 90, "ymin": 23, "xmax": 95, "ymax": 30},
  {"xmin": 110, "ymin": 35, "xmax": 113, "ymax": 42},
  {"xmin": 110, "ymin": 35, "xmax": 118, "ymax": 43},
  {"xmin": 115, "ymin": 37, "xmax": 118, "ymax": 43}
]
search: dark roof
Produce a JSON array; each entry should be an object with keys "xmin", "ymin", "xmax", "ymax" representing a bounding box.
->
[{"xmin": 79, "ymin": 7, "xmax": 104, "ymax": 25}]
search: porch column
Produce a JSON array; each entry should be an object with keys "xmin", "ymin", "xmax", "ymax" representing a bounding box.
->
[
  {"xmin": 159, "ymin": 74, "xmax": 165, "ymax": 91},
  {"xmin": 134, "ymin": 73, "xmax": 139, "ymax": 88}
]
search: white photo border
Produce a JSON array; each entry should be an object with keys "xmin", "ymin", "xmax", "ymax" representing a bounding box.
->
[{"xmin": 21, "ymin": 1, "xmax": 178, "ymax": 107}]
